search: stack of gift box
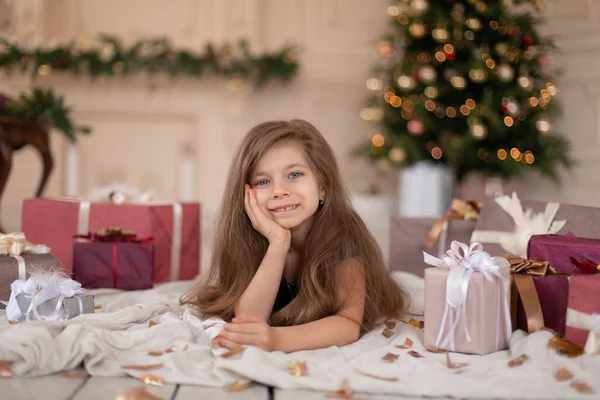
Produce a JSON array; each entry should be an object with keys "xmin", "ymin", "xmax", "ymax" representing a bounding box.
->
[
  {"xmin": 390, "ymin": 191, "xmax": 600, "ymax": 356},
  {"xmin": 0, "ymin": 196, "xmax": 201, "ymax": 321}
]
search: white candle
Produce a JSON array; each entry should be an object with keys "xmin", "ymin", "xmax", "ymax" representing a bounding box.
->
[
  {"xmin": 64, "ymin": 143, "xmax": 79, "ymax": 196},
  {"xmin": 179, "ymin": 144, "xmax": 196, "ymax": 201}
]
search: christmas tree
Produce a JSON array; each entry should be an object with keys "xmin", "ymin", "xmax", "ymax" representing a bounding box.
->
[{"xmin": 356, "ymin": 0, "xmax": 572, "ymax": 182}]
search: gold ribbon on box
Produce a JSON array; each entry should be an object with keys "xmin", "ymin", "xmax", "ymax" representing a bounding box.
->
[
  {"xmin": 565, "ymin": 309, "xmax": 600, "ymax": 355},
  {"xmin": 504, "ymin": 254, "xmax": 559, "ymax": 334},
  {"xmin": 0, "ymin": 232, "xmax": 51, "ymax": 281},
  {"xmin": 425, "ymin": 199, "xmax": 483, "ymax": 248},
  {"xmin": 471, "ymin": 192, "xmax": 566, "ymax": 257}
]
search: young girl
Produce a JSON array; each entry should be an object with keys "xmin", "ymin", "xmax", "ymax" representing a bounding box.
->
[{"xmin": 181, "ymin": 119, "xmax": 407, "ymax": 353}]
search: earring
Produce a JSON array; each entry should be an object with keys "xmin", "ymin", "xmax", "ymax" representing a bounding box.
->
[{"xmin": 319, "ymin": 196, "xmax": 325, "ymax": 205}]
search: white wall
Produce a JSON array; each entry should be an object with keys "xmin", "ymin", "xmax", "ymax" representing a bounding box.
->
[{"xmin": 1, "ymin": 0, "xmax": 599, "ymax": 272}]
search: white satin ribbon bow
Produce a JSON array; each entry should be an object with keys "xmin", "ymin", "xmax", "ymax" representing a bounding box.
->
[{"xmin": 470, "ymin": 192, "xmax": 566, "ymax": 257}]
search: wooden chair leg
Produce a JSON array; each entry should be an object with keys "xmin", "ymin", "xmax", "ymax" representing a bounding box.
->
[{"xmin": 35, "ymin": 150, "xmax": 54, "ymax": 197}]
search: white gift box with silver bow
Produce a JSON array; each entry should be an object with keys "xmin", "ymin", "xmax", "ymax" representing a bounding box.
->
[
  {"xmin": 5, "ymin": 271, "xmax": 94, "ymax": 321},
  {"xmin": 423, "ymin": 241, "xmax": 512, "ymax": 355}
]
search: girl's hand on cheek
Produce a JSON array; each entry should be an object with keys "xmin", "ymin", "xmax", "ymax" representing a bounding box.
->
[{"xmin": 244, "ymin": 184, "xmax": 291, "ymax": 246}]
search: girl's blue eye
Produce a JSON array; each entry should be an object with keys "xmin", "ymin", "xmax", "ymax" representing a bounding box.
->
[
  {"xmin": 255, "ymin": 179, "xmax": 269, "ymax": 186},
  {"xmin": 289, "ymin": 171, "xmax": 303, "ymax": 179}
]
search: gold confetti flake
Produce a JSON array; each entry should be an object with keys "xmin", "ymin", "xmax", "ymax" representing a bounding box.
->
[
  {"xmin": 223, "ymin": 380, "xmax": 251, "ymax": 392},
  {"xmin": 148, "ymin": 320, "xmax": 157, "ymax": 328},
  {"xmin": 221, "ymin": 346, "xmax": 246, "ymax": 358},
  {"xmin": 548, "ymin": 337, "xmax": 583, "ymax": 358},
  {"xmin": 60, "ymin": 370, "xmax": 90, "ymax": 379},
  {"xmin": 148, "ymin": 350, "xmax": 163, "ymax": 357},
  {"xmin": 121, "ymin": 363, "xmax": 164, "ymax": 371},
  {"xmin": 325, "ymin": 378, "xmax": 367, "ymax": 400},
  {"xmin": 507, "ymin": 354, "xmax": 529, "ymax": 367},
  {"xmin": 115, "ymin": 386, "xmax": 165, "ymax": 400},
  {"xmin": 571, "ymin": 381, "xmax": 594, "ymax": 394},
  {"xmin": 355, "ymin": 369, "xmax": 399, "ymax": 382},
  {"xmin": 384, "ymin": 320, "xmax": 396, "ymax": 329},
  {"xmin": 0, "ymin": 361, "xmax": 12, "ymax": 378},
  {"xmin": 382, "ymin": 328, "xmax": 394, "ymax": 338},
  {"xmin": 287, "ymin": 360, "xmax": 308, "ymax": 376},
  {"xmin": 395, "ymin": 338, "xmax": 413, "ymax": 349},
  {"xmin": 408, "ymin": 318, "xmax": 424, "ymax": 329},
  {"xmin": 140, "ymin": 374, "xmax": 164, "ymax": 386},
  {"xmin": 94, "ymin": 305, "xmax": 102, "ymax": 310},
  {"xmin": 445, "ymin": 352, "xmax": 468, "ymax": 369},
  {"xmin": 381, "ymin": 352, "xmax": 399, "ymax": 362},
  {"xmin": 8, "ymin": 320, "xmax": 20, "ymax": 325},
  {"xmin": 164, "ymin": 346, "xmax": 174, "ymax": 353},
  {"xmin": 555, "ymin": 367, "xmax": 574, "ymax": 382},
  {"xmin": 425, "ymin": 347, "xmax": 442, "ymax": 353},
  {"xmin": 183, "ymin": 344, "xmax": 189, "ymax": 351},
  {"xmin": 407, "ymin": 350, "xmax": 423, "ymax": 358}
]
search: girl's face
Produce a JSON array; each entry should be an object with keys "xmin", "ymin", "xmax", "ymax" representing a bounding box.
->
[{"xmin": 249, "ymin": 140, "xmax": 323, "ymax": 232}]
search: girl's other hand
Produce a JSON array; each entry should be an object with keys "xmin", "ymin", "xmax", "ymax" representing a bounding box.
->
[{"xmin": 216, "ymin": 316, "xmax": 276, "ymax": 351}]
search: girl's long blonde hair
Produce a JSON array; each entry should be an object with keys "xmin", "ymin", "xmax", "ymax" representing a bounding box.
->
[{"xmin": 181, "ymin": 119, "xmax": 406, "ymax": 331}]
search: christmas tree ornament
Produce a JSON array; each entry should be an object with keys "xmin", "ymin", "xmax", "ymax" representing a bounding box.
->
[
  {"xmin": 517, "ymin": 74, "xmax": 533, "ymax": 91},
  {"xmin": 432, "ymin": 27, "xmax": 449, "ymax": 42},
  {"xmin": 389, "ymin": 147, "xmax": 407, "ymax": 163},
  {"xmin": 546, "ymin": 82, "xmax": 558, "ymax": 96},
  {"xmin": 397, "ymin": 75, "xmax": 417, "ymax": 90},
  {"xmin": 464, "ymin": 31, "xmax": 476, "ymax": 41},
  {"xmin": 366, "ymin": 77, "xmax": 383, "ymax": 91},
  {"xmin": 418, "ymin": 65, "xmax": 437, "ymax": 83},
  {"xmin": 469, "ymin": 68, "xmax": 488, "ymax": 83},
  {"xmin": 407, "ymin": 119, "xmax": 425, "ymax": 135},
  {"xmin": 378, "ymin": 41, "xmax": 395, "ymax": 58},
  {"xmin": 424, "ymin": 86, "xmax": 438, "ymax": 98},
  {"xmin": 409, "ymin": 22, "xmax": 426, "ymax": 38},
  {"xmin": 469, "ymin": 119, "xmax": 488, "ymax": 139},
  {"xmin": 410, "ymin": 0, "xmax": 430, "ymax": 16},
  {"xmin": 497, "ymin": 63, "xmax": 515, "ymax": 82},
  {"xmin": 451, "ymin": 76, "xmax": 467, "ymax": 90},
  {"xmin": 495, "ymin": 43, "xmax": 509, "ymax": 57},
  {"xmin": 466, "ymin": 18, "xmax": 482, "ymax": 31},
  {"xmin": 536, "ymin": 116, "xmax": 552, "ymax": 134}
]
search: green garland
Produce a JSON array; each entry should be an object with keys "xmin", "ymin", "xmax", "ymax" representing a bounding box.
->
[
  {"xmin": 0, "ymin": 35, "xmax": 300, "ymax": 141},
  {"xmin": 0, "ymin": 88, "xmax": 91, "ymax": 142},
  {"xmin": 0, "ymin": 35, "xmax": 299, "ymax": 87}
]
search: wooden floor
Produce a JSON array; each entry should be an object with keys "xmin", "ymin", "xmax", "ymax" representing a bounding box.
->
[{"xmin": 0, "ymin": 375, "xmax": 432, "ymax": 400}]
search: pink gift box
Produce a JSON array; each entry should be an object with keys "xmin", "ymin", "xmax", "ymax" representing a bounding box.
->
[
  {"xmin": 565, "ymin": 274, "xmax": 600, "ymax": 349},
  {"xmin": 21, "ymin": 198, "xmax": 200, "ymax": 283},
  {"xmin": 424, "ymin": 266, "xmax": 511, "ymax": 355}
]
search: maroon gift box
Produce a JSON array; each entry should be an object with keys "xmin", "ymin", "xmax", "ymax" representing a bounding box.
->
[
  {"xmin": 514, "ymin": 275, "xmax": 569, "ymax": 336},
  {"xmin": 21, "ymin": 198, "xmax": 200, "ymax": 282},
  {"xmin": 528, "ymin": 234, "xmax": 600, "ymax": 275},
  {"xmin": 73, "ymin": 242, "xmax": 154, "ymax": 290},
  {"xmin": 565, "ymin": 274, "xmax": 600, "ymax": 349}
]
